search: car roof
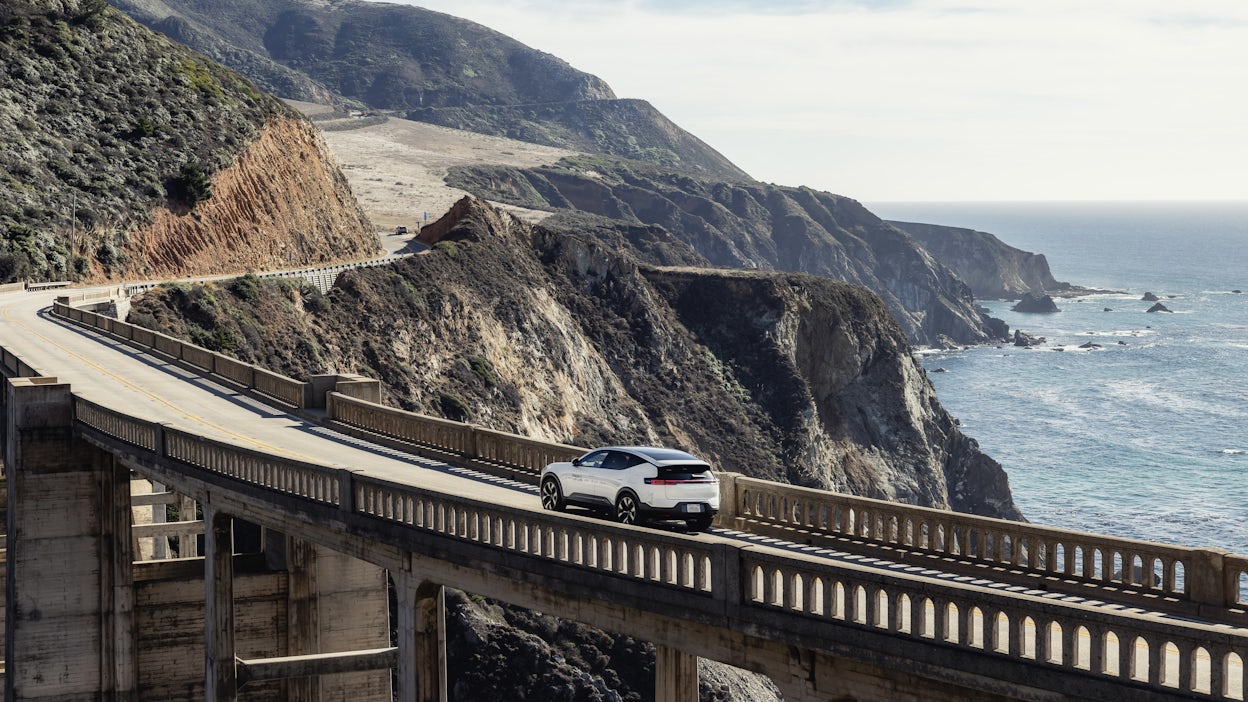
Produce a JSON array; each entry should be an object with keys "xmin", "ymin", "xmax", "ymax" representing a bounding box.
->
[{"xmin": 594, "ymin": 446, "xmax": 708, "ymax": 464}]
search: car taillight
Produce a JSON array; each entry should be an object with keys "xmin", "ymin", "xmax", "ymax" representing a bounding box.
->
[{"xmin": 645, "ymin": 477, "xmax": 715, "ymax": 485}]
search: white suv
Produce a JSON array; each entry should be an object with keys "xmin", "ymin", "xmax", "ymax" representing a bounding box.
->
[{"xmin": 540, "ymin": 446, "xmax": 719, "ymax": 531}]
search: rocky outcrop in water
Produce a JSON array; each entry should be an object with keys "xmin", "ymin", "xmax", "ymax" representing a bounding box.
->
[
  {"xmin": 1147, "ymin": 302, "xmax": 1172, "ymax": 313},
  {"xmin": 1011, "ymin": 292, "xmax": 1060, "ymax": 314}
]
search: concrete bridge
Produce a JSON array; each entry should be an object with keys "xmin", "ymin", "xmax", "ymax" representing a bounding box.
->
[{"xmin": 1, "ymin": 283, "xmax": 1245, "ymax": 701}]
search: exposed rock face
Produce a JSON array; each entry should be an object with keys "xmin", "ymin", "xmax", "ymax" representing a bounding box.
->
[
  {"xmin": 0, "ymin": 0, "xmax": 377, "ymax": 282},
  {"xmin": 132, "ymin": 197, "xmax": 1022, "ymax": 519},
  {"xmin": 131, "ymin": 196, "xmax": 1024, "ymax": 698},
  {"xmin": 890, "ymin": 221, "xmax": 1096, "ymax": 299},
  {"xmin": 448, "ymin": 161, "xmax": 1006, "ymax": 348},
  {"xmin": 124, "ymin": 117, "xmax": 378, "ymax": 279},
  {"xmin": 1142, "ymin": 292, "xmax": 1161, "ymax": 301},
  {"xmin": 1147, "ymin": 302, "xmax": 1172, "ymax": 313},
  {"xmin": 1011, "ymin": 292, "xmax": 1060, "ymax": 313}
]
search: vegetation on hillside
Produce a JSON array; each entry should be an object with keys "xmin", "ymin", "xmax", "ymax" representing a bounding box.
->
[
  {"xmin": 0, "ymin": 0, "xmax": 289, "ymax": 281},
  {"xmin": 448, "ymin": 156, "xmax": 1005, "ymax": 347},
  {"xmin": 110, "ymin": 0, "xmax": 748, "ymax": 179}
]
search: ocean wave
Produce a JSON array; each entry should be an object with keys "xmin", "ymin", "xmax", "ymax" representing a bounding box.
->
[{"xmin": 1221, "ymin": 449, "xmax": 1245, "ymax": 456}]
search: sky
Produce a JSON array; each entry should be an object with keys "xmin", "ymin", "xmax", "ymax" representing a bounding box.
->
[{"xmin": 395, "ymin": 0, "xmax": 1248, "ymax": 202}]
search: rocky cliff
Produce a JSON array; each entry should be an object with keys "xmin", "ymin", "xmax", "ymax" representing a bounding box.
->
[
  {"xmin": 111, "ymin": 0, "xmax": 746, "ymax": 179},
  {"xmin": 447, "ymin": 158, "xmax": 1006, "ymax": 348},
  {"xmin": 129, "ymin": 196, "xmax": 1022, "ymax": 698},
  {"xmin": 889, "ymin": 220, "xmax": 1092, "ymax": 299},
  {"xmin": 131, "ymin": 197, "xmax": 1021, "ymax": 519},
  {"xmin": 124, "ymin": 116, "xmax": 378, "ymax": 278},
  {"xmin": 0, "ymin": 0, "xmax": 378, "ymax": 282}
]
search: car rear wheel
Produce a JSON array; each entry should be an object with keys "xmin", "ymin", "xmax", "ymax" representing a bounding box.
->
[
  {"xmin": 615, "ymin": 492, "xmax": 639, "ymax": 525},
  {"xmin": 686, "ymin": 515, "xmax": 713, "ymax": 532},
  {"xmin": 540, "ymin": 476, "xmax": 565, "ymax": 511}
]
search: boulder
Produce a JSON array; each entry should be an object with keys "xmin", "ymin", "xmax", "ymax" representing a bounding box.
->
[
  {"xmin": 1142, "ymin": 292, "xmax": 1160, "ymax": 301},
  {"xmin": 1146, "ymin": 302, "xmax": 1172, "ymax": 313},
  {"xmin": 1233, "ymin": 290, "xmax": 1243, "ymax": 294},
  {"xmin": 1013, "ymin": 330, "xmax": 1046, "ymax": 347},
  {"xmin": 1011, "ymin": 292, "xmax": 1060, "ymax": 314},
  {"xmin": 1079, "ymin": 341, "xmax": 1103, "ymax": 350},
  {"xmin": 1103, "ymin": 307, "xmax": 1113, "ymax": 312}
]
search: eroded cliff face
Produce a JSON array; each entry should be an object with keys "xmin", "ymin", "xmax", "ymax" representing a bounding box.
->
[
  {"xmin": 119, "ymin": 116, "xmax": 378, "ymax": 280},
  {"xmin": 132, "ymin": 197, "xmax": 1021, "ymax": 520},
  {"xmin": 447, "ymin": 161, "xmax": 1002, "ymax": 348},
  {"xmin": 890, "ymin": 220, "xmax": 1090, "ymax": 299}
]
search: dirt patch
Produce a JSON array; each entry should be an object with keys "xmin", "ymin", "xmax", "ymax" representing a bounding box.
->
[{"xmin": 288, "ymin": 101, "xmax": 578, "ymax": 233}]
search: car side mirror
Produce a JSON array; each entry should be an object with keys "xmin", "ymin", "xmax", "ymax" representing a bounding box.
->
[{"xmin": 572, "ymin": 457, "xmax": 582, "ymax": 467}]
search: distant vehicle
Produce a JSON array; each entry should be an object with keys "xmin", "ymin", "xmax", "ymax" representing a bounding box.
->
[
  {"xmin": 540, "ymin": 446, "xmax": 719, "ymax": 531},
  {"xmin": 394, "ymin": 225, "xmax": 408, "ymax": 235}
]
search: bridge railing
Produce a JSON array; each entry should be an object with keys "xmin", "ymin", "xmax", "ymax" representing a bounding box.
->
[
  {"xmin": 732, "ymin": 476, "xmax": 1245, "ymax": 612},
  {"xmin": 52, "ymin": 301, "xmax": 312, "ymax": 410},
  {"xmin": 326, "ymin": 392, "xmax": 583, "ymax": 476},
  {"xmin": 745, "ymin": 546, "xmax": 1248, "ymax": 700},
  {"xmin": 67, "ymin": 392, "xmax": 1248, "ymax": 701},
  {"xmin": 46, "ymin": 300, "xmax": 1248, "ymax": 616}
]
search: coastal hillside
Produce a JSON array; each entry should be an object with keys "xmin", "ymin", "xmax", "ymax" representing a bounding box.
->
[
  {"xmin": 109, "ymin": 0, "xmax": 747, "ymax": 179},
  {"xmin": 131, "ymin": 197, "xmax": 1022, "ymax": 518},
  {"xmin": 890, "ymin": 220, "xmax": 1094, "ymax": 299},
  {"xmin": 447, "ymin": 158, "xmax": 1008, "ymax": 347},
  {"xmin": 0, "ymin": 0, "xmax": 378, "ymax": 282}
]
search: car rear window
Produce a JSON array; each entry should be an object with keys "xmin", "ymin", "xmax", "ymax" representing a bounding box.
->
[
  {"xmin": 656, "ymin": 464, "xmax": 712, "ymax": 481},
  {"xmin": 635, "ymin": 448, "xmax": 700, "ymax": 462}
]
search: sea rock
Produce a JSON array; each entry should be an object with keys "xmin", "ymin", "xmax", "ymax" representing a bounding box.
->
[
  {"xmin": 1013, "ymin": 330, "xmax": 1046, "ymax": 347},
  {"xmin": 1011, "ymin": 292, "xmax": 1060, "ymax": 314},
  {"xmin": 1233, "ymin": 290, "xmax": 1243, "ymax": 294},
  {"xmin": 1103, "ymin": 307, "xmax": 1113, "ymax": 312},
  {"xmin": 1142, "ymin": 292, "xmax": 1160, "ymax": 302},
  {"xmin": 1146, "ymin": 302, "xmax": 1172, "ymax": 313},
  {"xmin": 1079, "ymin": 342, "xmax": 1103, "ymax": 350}
]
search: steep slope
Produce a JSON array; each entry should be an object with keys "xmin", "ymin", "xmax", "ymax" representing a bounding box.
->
[
  {"xmin": 110, "ymin": 0, "xmax": 747, "ymax": 179},
  {"xmin": 129, "ymin": 196, "xmax": 1021, "ymax": 698},
  {"xmin": 0, "ymin": 0, "xmax": 377, "ymax": 282},
  {"xmin": 448, "ymin": 158, "xmax": 1008, "ymax": 348},
  {"xmin": 131, "ymin": 197, "xmax": 1021, "ymax": 518},
  {"xmin": 890, "ymin": 220, "xmax": 1097, "ymax": 299}
]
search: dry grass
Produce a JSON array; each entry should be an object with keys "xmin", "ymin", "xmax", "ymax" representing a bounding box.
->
[{"xmin": 288, "ymin": 101, "xmax": 578, "ymax": 233}]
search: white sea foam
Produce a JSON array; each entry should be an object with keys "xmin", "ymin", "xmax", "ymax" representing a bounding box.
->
[{"xmin": 1221, "ymin": 449, "xmax": 1246, "ymax": 456}]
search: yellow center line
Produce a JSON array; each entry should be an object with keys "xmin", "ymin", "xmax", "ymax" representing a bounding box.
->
[{"xmin": 4, "ymin": 302, "xmax": 323, "ymax": 463}]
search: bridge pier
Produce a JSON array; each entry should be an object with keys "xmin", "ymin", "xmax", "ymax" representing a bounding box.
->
[
  {"xmin": 655, "ymin": 644, "xmax": 698, "ymax": 702},
  {"xmin": 394, "ymin": 572, "xmax": 447, "ymax": 702},
  {"xmin": 204, "ymin": 504, "xmax": 238, "ymax": 700},
  {"xmin": 4, "ymin": 377, "xmax": 137, "ymax": 700}
]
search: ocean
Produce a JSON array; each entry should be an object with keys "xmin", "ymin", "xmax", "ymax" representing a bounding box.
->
[{"xmin": 866, "ymin": 201, "xmax": 1248, "ymax": 557}]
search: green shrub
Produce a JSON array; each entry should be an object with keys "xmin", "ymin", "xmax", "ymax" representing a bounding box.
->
[
  {"xmin": 228, "ymin": 273, "xmax": 261, "ymax": 302},
  {"xmin": 437, "ymin": 393, "xmax": 470, "ymax": 422},
  {"xmin": 167, "ymin": 160, "xmax": 213, "ymax": 208}
]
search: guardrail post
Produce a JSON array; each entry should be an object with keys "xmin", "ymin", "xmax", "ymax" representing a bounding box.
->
[
  {"xmin": 1189, "ymin": 548, "xmax": 1231, "ymax": 606},
  {"xmin": 715, "ymin": 542, "xmax": 743, "ymax": 618},
  {"xmin": 339, "ymin": 471, "xmax": 355, "ymax": 514},
  {"xmin": 466, "ymin": 424, "xmax": 479, "ymax": 460}
]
